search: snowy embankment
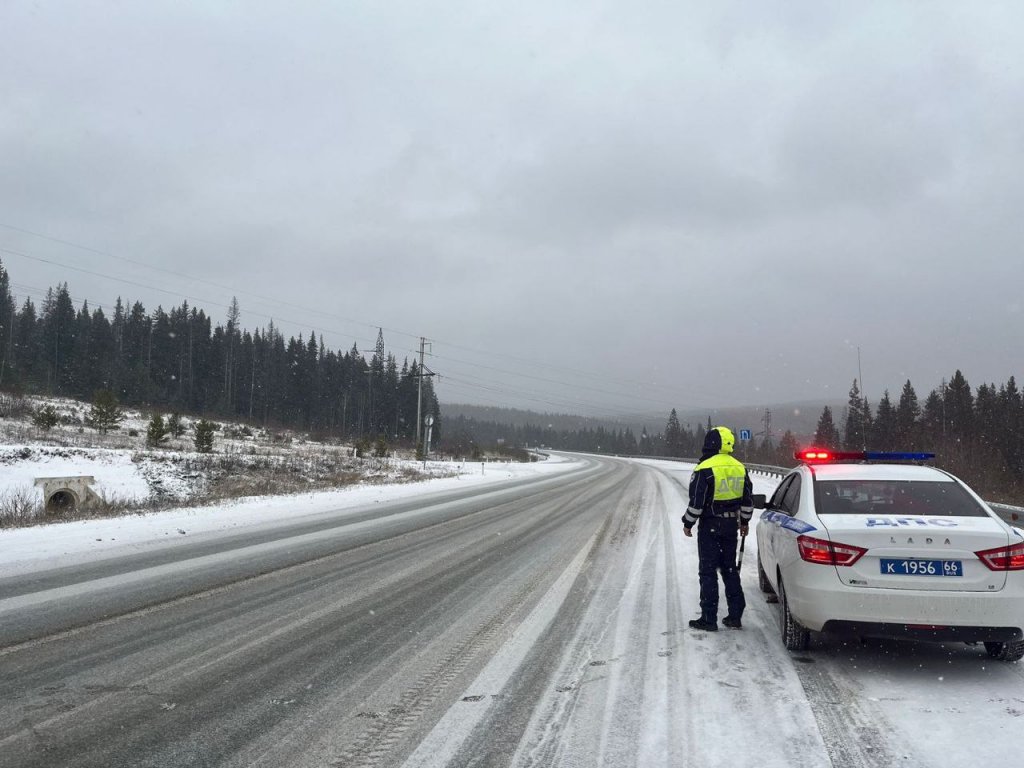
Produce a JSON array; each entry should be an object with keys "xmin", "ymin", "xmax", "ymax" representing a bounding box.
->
[{"xmin": 0, "ymin": 453, "xmax": 580, "ymax": 578}]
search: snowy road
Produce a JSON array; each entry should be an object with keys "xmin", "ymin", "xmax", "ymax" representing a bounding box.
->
[{"xmin": 2, "ymin": 456, "xmax": 1023, "ymax": 767}]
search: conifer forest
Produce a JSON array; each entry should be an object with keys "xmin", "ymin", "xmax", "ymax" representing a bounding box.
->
[
  {"xmin": 0, "ymin": 259, "xmax": 1021, "ymax": 500},
  {"xmin": 0, "ymin": 260, "xmax": 439, "ymax": 445}
]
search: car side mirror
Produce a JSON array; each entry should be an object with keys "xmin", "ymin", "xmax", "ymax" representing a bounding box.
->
[{"xmin": 751, "ymin": 493, "xmax": 767, "ymax": 509}]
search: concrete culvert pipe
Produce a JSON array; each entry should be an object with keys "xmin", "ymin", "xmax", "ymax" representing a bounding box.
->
[
  {"xmin": 46, "ymin": 489, "xmax": 79, "ymax": 514},
  {"xmin": 34, "ymin": 476, "xmax": 99, "ymax": 517}
]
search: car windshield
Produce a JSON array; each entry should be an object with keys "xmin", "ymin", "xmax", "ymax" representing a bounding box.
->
[{"xmin": 814, "ymin": 480, "xmax": 989, "ymax": 517}]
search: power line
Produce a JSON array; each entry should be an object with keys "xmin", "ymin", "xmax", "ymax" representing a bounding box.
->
[
  {"xmin": 0, "ymin": 245, "xmax": 388, "ymax": 354},
  {"xmin": 0, "ymin": 231, "xmax": 720, "ymax": 413},
  {"xmin": 0, "ymin": 222, "xmax": 717, "ymax": 403}
]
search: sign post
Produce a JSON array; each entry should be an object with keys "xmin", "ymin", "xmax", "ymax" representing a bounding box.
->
[
  {"xmin": 423, "ymin": 414, "xmax": 435, "ymax": 468},
  {"xmin": 738, "ymin": 428, "xmax": 752, "ymax": 460}
]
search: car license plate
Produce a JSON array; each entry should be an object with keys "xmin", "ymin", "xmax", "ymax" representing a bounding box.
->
[{"xmin": 880, "ymin": 559, "xmax": 962, "ymax": 577}]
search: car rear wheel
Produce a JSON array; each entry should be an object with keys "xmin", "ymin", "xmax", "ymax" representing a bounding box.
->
[
  {"xmin": 778, "ymin": 577, "xmax": 810, "ymax": 652},
  {"xmin": 984, "ymin": 640, "xmax": 1024, "ymax": 662},
  {"xmin": 758, "ymin": 555, "xmax": 774, "ymax": 594}
]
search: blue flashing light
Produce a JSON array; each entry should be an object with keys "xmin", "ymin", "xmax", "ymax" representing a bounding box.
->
[
  {"xmin": 796, "ymin": 449, "xmax": 935, "ymax": 463},
  {"xmin": 863, "ymin": 452, "xmax": 936, "ymax": 461}
]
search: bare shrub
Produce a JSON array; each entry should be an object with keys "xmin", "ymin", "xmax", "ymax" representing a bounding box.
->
[
  {"xmin": 0, "ymin": 487, "xmax": 41, "ymax": 527},
  {"xmin": 0, "ymin": 392, "xmax": 32, "ymax": 420}
]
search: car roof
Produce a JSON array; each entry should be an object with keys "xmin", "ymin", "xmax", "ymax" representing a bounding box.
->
[{"xmin": 803, "ymin": 463, "xmax": 955, "ymax": 483}]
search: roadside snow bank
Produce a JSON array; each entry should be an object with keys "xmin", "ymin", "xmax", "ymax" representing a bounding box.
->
[
  {"xmin": 0, "ymin": 454, "xmax": 582, "ymax": 577},
  {"xmin": 0, "ymin": 445, "xmax": 151, "ymax": 501}
]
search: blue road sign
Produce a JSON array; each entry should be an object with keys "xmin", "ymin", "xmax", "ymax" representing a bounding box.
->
[{"xmin": 738, "ymin": 429, "xmax": 752, "ymax": 441}]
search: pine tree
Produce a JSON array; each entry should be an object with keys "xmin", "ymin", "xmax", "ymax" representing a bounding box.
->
[
  {"xmin": 146, "ymin": 413, "xmax": 169, "ymax": 448},
  {"xmin": 665, "ymin": 409, "xmax": 683, "ymax": 456},
  {"xmin": 895, "ymin": 379, "xmax": 920, "ymax": 447},
  {"xmin": 224, "ymin": 297, "xmax": 241, "ymax": 411},
  {"xmin": 999, "ymin": 377, "xmax": 1024, "ymax": 477},
  {"xmin": 844, "ymin": 379, "xmax": 870, "ymax": 450},
  {"xmin": 40, "ymin": 284, "xmax": 76, "ymax": 395},
  {"xmin": 945, "ymin": 370, "xmax": 974, "ymax": 445},
  {"xmin": 84, "ymin": 306, "xmax": 115, "ymax": 397},
  {"xmin": 14, "ymin": 298, "xmax": 39, "ymax": 387},
  {"xmin": 85, "ymin": 389, "xmax": 125, "ymax": 434},
  {"xmin": 168, "ymin": 412, "xmax": 185, "ymax": 437},
  {"xmin": 0, "ymin": 258, "xmax": 15, "ymax": 387},
  {"xmin": 194, "ymin": 419, "xmax": 216, "ymax": 453},
  {"xmin": 814, "ymin": 406, "xmax": 840, "ymax": 448},
  {"xmin": 32, "ymin": 404, "xmax": 60, "ymax": 431},
  {"xmin": 777, "ymin": 430, "xmax": 799, "ymax": 465},
  {"xmin": 873, "ymin": 390, "xmax": 897, "ymax": 450},
  {"xmin": 920, "ymin": 388, "xmax": 945, "ymax": 445}
]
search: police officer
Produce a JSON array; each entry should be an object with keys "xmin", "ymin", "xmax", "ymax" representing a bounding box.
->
[{"xmin": 683, "ymin": 426, "xmax": 754, "ymax": 631}]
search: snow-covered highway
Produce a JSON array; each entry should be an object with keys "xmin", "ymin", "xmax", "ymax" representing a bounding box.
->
[{"xmin": 1, "ymin": 455, "xmax": 1022, "ymax": 767}]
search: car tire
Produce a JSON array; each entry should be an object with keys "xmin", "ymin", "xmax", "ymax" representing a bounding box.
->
[
  {"xmin": 758, "ymin": 555, "xmax": 774, "ymax": 595},
  {"xmin": 984, "ymin": 640, "xmax": 1024, "ymax": 662},
  {"xmin": 778, "ymin": 577, "xmax": 810, "ymax": 652}
]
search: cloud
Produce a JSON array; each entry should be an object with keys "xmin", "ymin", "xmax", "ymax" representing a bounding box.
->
[{"xmin": 2, "ymin": 1, "xmax": 1024, "ymax": 414}]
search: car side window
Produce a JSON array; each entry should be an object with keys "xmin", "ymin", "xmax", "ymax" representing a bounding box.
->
[
  {"xmin": 770, "ymin": 476, "xmax": 793, "ymax": 512},
  {"xmin": 781, "ymin": 475, "xmax": 802, "ymax": 514}
]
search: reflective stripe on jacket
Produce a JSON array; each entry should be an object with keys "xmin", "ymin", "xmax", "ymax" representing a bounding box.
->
[{"xmin": 683, "ymin": 453, "xmax": 753, "ymax": 528}]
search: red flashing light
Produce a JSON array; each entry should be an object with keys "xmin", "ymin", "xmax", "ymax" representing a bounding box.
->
[
  {"xmin": 797, "ymin": 450, "xmax": 833, "ymax": 462},
  {"xmin": 975, "ymin": 542, "xmax": 1024, "ymax": 571},
  {"xmin": 795, "ymin": 449, "xmax": 936, "ymax": 463},
  {"xmin": 797, "ymin": 535, "xmax": 867, "ymax": 566}
]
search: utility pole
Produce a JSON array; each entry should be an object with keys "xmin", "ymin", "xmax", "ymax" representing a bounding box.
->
[
  {"xmin": 415, "ymin": 337, "xmax": 435, "ymax": 451},
  {"xmin": 858, "ymin": 346, "xmax": 867, "ymax": 451},
  {"xmin": 416, "ymin": 338, "xmax": 425, "ymax": 449},
  {"xmin": 762, "ymin": 408, "xmax": 772, "ymax": 445}
]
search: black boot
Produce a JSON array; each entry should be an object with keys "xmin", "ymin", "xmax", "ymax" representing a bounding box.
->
[
  {"xmin": 688, "ymin": 617, "xmax": 718, "ymax": 631},
  {"xmin": 723, "ymin": 615, "xmax": 742, "ymax": 629}
]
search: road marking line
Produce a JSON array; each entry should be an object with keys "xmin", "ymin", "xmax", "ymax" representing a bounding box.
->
[{"xmin": 400, "ymin": 529, "xmax": 598, "ymax": 768}]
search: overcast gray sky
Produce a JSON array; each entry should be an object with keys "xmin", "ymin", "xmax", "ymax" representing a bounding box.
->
[{"xmin": 2, "ymin": 0, "xmax": 1022, "ymax": 419}]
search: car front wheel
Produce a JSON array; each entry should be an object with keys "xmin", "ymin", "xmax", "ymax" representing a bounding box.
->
[{"xmin": 778, "ymin": 576, "xmax": 810, "ymax": 652}]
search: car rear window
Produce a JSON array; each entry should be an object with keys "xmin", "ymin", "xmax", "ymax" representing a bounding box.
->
[{"xmin": 814, "ymin": 480, "xmax": 989, "ymax": 517}]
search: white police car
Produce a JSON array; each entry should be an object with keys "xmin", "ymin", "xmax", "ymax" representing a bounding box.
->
[{"xmin": 755, "ymin": 450, "xmax": 1024, "ymax": 660}]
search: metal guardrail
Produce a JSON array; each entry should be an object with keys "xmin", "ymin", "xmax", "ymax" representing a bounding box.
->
[
  {"xmin": 743, "ymin": 463, "xmax": 790, "ymax": 478},
  {"xmin": 990, "ymin": 502, "xmax": 1024, "ymax": 525},
  {"xmin": 649, "ymin": 456, "xmax": 1023, "ymax": 527}
]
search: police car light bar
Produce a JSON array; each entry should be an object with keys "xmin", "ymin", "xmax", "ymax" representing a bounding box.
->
[{"xmin": 795, "ymin": 449, "xmax": 936, "ymax": 463}]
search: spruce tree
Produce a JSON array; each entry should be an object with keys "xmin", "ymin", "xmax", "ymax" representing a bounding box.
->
[
  {"xmin": 945, "ymin": 370, "xmax": 974, "ymax": 445},
  {"xmin": 999, "ymin": 377, "xmax": 1023, "ymax": 476},
  {"xmin": 814, "ymin": 406, "xmax": 840, "ymax": 448},
  {"xmin": 0, "ymin": 258, "xmax": 14, "ymax": 387},
  {"xmin": 777, "ymin": 430, "xmax": 800, "ymax": 464},
  {"xmin": 844, "ymin": 379, "xmax": 870, "ymax": 450},
  {"xmin": 665, "ymin": 409, "xmax": 683, "ymax": 456},
  {"xmin": 896, "ymin": 379, "xmax": 920, "ymax": 447},
  {"xmin": 873, "ymin": 390, "xmax": 897, "ymax": 451}
]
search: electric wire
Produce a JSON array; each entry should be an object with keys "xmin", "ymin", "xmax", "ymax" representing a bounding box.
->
[
  {"xmin": 0, "ymin": 231, "xmax": 715, "ymax": 413},
  {"xmin": 0, "ymin": 222, "xmax": 710, "ymax": 404}
]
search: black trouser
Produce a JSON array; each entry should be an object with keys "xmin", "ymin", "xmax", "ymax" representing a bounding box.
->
[{"xmin": 696, "ymin": 516, "xmax": 745, "ymax": 622}]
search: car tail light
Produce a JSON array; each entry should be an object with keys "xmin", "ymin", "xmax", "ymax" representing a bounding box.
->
[
  {"xmin": 797, "ymin": 535, "xmax": 867, "ymax": 566},
  {"xmin": 975, "ymin": 542, "xmax": 1024, "ymax": 571}
]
